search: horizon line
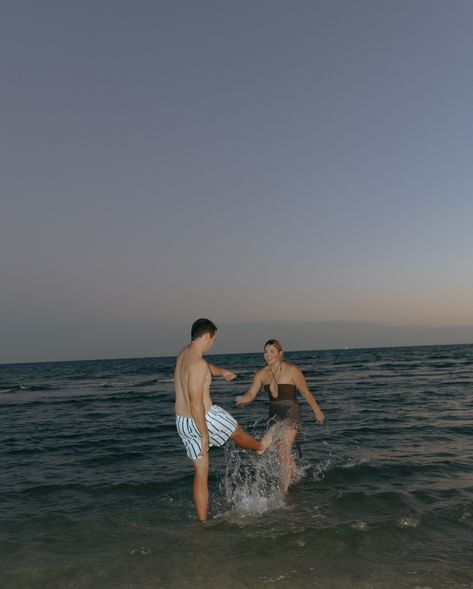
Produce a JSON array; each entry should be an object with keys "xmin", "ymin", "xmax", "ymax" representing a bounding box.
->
[{"xmin": 2, "ymin": 340, "xmax": 472, "ymax": 368}]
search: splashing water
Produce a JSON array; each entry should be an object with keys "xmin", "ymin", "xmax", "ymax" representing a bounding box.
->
[{"xmin": 218, "ymin": 422, "xmax": 303, "ymax": 519}]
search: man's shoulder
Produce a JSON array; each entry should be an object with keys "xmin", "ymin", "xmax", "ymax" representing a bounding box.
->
[
  {"xmin": 178, "ymin": 345, "xmax": 198, "ymax": 360},
  {"xmin": 180, "ymin": 348, "xmax": 208, "ymax": 371},
  {"xmin": 190, "ymin": 356, "xmax": 208, "ymax": 368}
]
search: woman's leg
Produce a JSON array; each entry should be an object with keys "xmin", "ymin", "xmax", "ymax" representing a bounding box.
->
[{"xmin": 277, "ymin": 427, "xmax": 298, "ymax": 492}]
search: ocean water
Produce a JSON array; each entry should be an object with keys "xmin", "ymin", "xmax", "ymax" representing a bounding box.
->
[{"xmin": 1, "ymin": 344, "xmax": 472, "ymax": 589}]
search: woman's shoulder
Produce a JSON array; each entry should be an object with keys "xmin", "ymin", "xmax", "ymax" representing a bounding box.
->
[
  {"xmin": 283, "ymin": 360, "xmax": 297, "ymax": 371},
  {"xmin": 255, "ymin": 365, "xmax": 269, "ymax": 377},
  {"xmin": 285, "ymin": 362, "xmax": 302, "ymax": 377},
  {"xmin": 255, "ymin": 365, "xmax": 270, "ymax": 383}
]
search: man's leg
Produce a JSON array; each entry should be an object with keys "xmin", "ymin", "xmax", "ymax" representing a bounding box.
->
[
  {"xmin": 192, "ymin": 454, "xmax": 209, "ymax": 522},
  {"xmin": 230, "ymin": 424, "xmax": 273, "ymax": 455}
]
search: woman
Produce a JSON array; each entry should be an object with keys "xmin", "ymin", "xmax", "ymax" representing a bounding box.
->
[{"xmin": 236, "ymin": 339, "xmax": 325, "ymax": 492}]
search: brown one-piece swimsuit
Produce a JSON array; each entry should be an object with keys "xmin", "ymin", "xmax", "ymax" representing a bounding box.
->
[{"xmin": 264, "ymin": 383, "xmax": 301, "ymax": 427}]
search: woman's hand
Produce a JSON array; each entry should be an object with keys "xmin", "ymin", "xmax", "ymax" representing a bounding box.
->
[{"xmin": 314, "ymin": 407, "xmax": 325, "ymax": 424}]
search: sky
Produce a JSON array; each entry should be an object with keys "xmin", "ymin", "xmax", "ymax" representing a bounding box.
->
[{"xmin": 1, "ymin": 0, "xmax": 473, "ymax": 363}]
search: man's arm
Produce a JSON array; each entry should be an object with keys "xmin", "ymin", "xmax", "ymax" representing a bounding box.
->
[
  {"xmin": 188, "ymin": 360, "xmax": 210, "ymax": 456},
  {"xmin": 207, "ymin": 362, "xmax": 237, "ymax": 381},
  {"xmin": 292, "ymin": 366, "xmax": 325, "ymax": 424}
]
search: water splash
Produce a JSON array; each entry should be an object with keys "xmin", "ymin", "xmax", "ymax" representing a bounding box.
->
[
  {"xmin": 398, "ymin": 514, "xmax": 420, "ymax": 528},
  {"xmin": 218, "ymin": 422, "xmax": 303, "ymax": 519}
]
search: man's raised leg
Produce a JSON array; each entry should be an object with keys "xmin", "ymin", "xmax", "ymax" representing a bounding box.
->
[{"xmin": 230, "ymin": 424, "xmax": 273, "ymax": 455}]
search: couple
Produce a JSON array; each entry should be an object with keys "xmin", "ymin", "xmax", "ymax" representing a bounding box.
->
[{"xmin": 174, "ymin": 318, "xmax": 325, "ymax": 522}]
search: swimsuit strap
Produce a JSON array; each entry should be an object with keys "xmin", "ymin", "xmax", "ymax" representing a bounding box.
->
[
  {"xmin": 268, "ymin": 362, "xmax": 282, "ymax": 385},
  {"xmin": 267, "ymin": 363, "xmax": 282, "ymax": 398}
]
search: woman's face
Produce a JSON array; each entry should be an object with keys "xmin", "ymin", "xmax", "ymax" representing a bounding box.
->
[{"xmin": 264, "ymin": 344, "xmax": 281, "ymax": 366}]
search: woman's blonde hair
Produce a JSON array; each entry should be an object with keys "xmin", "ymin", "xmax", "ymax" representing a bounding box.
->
[{"xmin": 264, "ymin": 339, "xmax": 283, "ymax": 353}]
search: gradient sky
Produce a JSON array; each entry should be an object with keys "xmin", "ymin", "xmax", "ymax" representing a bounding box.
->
[{"xmin": 2, "ymin": 0, "xmax": 473, "ymax": 363}]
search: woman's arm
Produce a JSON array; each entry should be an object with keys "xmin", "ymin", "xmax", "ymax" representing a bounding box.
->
[
  {"xmin": 235, "ymin": 369, "xmax": 264, "ymax": 407},
  {"xmin": 292, "ymin": 365, "xmax": 325, "ymax": 424}
]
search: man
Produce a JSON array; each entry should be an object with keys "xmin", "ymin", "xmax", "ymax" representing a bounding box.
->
[{"xmin": 174, "ymin": 318, "xmax": 271, "ymax": 522}]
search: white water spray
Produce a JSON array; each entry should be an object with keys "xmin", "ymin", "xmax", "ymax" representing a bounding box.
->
[{"xmin": 219, "ymin": 422, "xmax": 302, "ymax": 518}]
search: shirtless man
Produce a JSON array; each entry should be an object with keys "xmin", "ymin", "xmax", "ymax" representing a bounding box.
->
[{"xmin": 174, "ymin": 318, "xmax": 271, "ymax": 522}]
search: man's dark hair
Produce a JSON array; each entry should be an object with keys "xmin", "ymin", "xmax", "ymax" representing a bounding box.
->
[{"xmin": 191, "ymin": 318, "xmax": 217, "ymax": 341}]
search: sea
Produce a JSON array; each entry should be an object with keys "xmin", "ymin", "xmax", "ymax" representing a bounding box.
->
[{"xmin": 1, "ymin": 343, "xmax": 472, "ymax": 589}]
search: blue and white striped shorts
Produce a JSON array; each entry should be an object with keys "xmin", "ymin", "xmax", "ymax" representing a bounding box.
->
[{"xmin": 176, "ymin": 404, "xmax": 238, "ymax": 460}]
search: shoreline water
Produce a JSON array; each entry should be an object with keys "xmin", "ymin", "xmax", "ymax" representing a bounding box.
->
[{"xmin": 1, "ymin": 344, "xmax": 472, "ymax": 588}]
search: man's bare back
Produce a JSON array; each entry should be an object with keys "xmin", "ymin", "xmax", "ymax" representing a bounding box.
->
[{"xmin": 174, "ymin": 346, "xmax": 212, "ymax": 417}]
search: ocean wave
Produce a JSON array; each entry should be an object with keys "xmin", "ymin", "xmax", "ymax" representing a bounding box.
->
[
  {"xmin": 0, "ymin": 386, "xmax": 21, "ymax": 394},
  {"xmin": 0, "ymin": 383, "xmax": 56, "ymax": 393},
  {"xmin": 80, "ymin": 451, "xmax": 146, "ymax": 466},
  {"xmin": 134, "ymin": 378, "xmax": 159, "ymax": 387}
]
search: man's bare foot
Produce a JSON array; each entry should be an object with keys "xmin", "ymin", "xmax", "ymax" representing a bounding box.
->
[{"xmin": 256, "ymin": 429, "xmax": 273, "ymax": 455}]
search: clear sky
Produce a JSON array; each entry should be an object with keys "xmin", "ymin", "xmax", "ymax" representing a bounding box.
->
[{"xmin": 2, "ymin": 0, "xmax": 473, "ymax": 363}]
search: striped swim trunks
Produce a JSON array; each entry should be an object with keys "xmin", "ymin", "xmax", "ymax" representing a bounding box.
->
[{"xmin": 176, "ymin": 404, "xmax": 238, "ymax": 460}]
